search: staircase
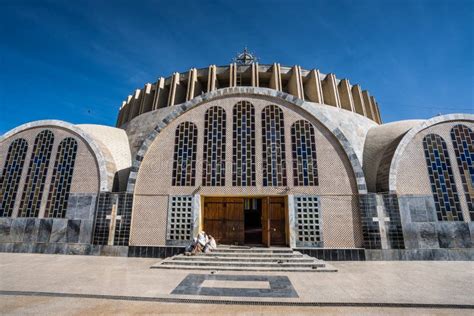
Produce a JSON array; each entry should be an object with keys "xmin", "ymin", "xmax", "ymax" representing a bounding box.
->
[{"xmin": 151, "ymin": 246, "xmax": 337, "ymax": 272}]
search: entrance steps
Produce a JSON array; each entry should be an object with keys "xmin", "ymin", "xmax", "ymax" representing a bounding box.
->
[{"xmin": 151, "ymin": 246, "xmax": 337, "ymax": 272}]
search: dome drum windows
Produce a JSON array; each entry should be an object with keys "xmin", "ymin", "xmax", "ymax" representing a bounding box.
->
[
  {"xmin": 0, "ymin": 139, "xmax": 28, "ymax": 217},
  {"xmin": 172, "ymin": 122, "xmax": 198, "ymax": 186},
  {"xmin": 291, "ymin": 120, "xmax": 319, "ymax": 186},
  {"xmin": 423, "ymin": 134, "xmax": 463, "ymax": 221}
]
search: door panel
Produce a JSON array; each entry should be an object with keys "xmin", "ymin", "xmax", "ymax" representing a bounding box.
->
[
  {"xmin": 262, "ymin": 198, "xmax": 270, "ymax": 247},
  {"xmin": 203, "ymin": 197, "xmax": 244, "ymax": 245},
  {"xmin": 269, "ymin": 197, "xmax": 286, "ymax": 245}
]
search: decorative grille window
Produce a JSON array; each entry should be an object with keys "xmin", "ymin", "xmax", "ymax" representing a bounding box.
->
[
  {"xmin": 202, "ymin": 106, "xmax": 226, "ymax": 186},
  {"xmin": 294, "ymin": 196, "xmax": 322, "ymax": 246},
  {"xmin": 232, "ymin": 101, "xmax": 256, "ymax": 186},
  {"xmin": 167, "ymin": 196, "xmax": 193, "ymax": 241},
  {"xmin": 291, "ymin": 120, "xmax": 319, "ymax": 186},
  {"xmin": 172, "ymin": 122, "xmax": 198, "ymax": 186},
  {"xmin": 45, "ymin": 137, "xmax": 78, "ymax": 218},
  {"xmin": 450, "ymin": 124, "xmax": 474, "ymax": 220},
  {"xmin": 423, "ymin": 134, "xmax": 463, "ymax": 221},
  {"xmin": 18, "ymin": 130, "xmax": 54, "ymax": 217},
  {"xmin": 0, "ymin": 138, "xmax": 28, "ymax": 217},
  {"xmin": 262, "ymin": 105, "xmax": 287, "ymax": 186}
]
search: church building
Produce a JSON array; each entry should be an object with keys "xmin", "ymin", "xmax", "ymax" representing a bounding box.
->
[{"xmin": 1, "ymin": 50, "xmax": 473, "ymax": 260}]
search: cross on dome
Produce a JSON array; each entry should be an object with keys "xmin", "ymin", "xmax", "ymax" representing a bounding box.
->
[{"xmin": 233, "ymin": 47, "xmax": 258, "ymax": 65}]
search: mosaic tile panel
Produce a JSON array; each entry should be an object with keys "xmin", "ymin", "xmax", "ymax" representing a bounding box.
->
[
  {"xmin": 45, "ymin": 138, "xmax": 78, "ymax": 218},
  {"xmin": 291, "ymin": 120, "xmax": 319, "ymax": 186},
  {"xmin": 382, "ymin": 194, "xmax": 405, "ymax": 249},
  {"xmin": 423, "ymin": 134, "xmax": 463, "ymax": 221},
  {"xmin": 18, "ymin": 130, "xmax": 54, "ymax": 218},
  {"xmin": 172, "ymin": 122, "xmax": 198, "ymax": 186},
  {"xmin": 167, "ymin": 196, "xmax": 193, "ymax": 241},
  {"xmin": 232, "ymin": 101, "xmax": 256, "ymax": 186},
  {"xmin": 450, "ymin": 124, "xmax": 474, "ymax": 220},
  {"xmin": 294, "ymin": 196, "xmax": 322, "ymax": 247},
  {"xmin": 92, "ymin": 192, "xmax": 112, "ymax": 245},
  {"xmin": 0, "ymin": 138, "xmax": 28, "ymax": 217},
  {"xmin": 262, "ymin": 105, "xmax": 287, "ymax": 187},
  {"xmin": 359, "ymin": 194, "xmax": 381, "ymax": 249},
  {"xmin": 202, "ymin": 106, "xmax": 226, "ymax": 186}
]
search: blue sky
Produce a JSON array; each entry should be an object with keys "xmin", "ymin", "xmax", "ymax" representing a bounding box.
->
[{"xmin": 0, "ymin": 0, "xmax": 473, "ymax": 134}]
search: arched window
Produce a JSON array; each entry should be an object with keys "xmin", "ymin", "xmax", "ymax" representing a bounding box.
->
[
  {"xmin": 0, "ymin": 139, "xmax": 28, "ymax": 217},
  {"xmin": 232, "ymin": 101, "xmax": 256, "ymax": 186},
  {"xmin": 450, "ymin": 124, "xmax": 474, "ymax": 220},
  {"xmin": 423, "ymin": 134, "xmax": 463, "ymax": 221},
  {"xmin": 202, "ymin": 106, "xmax": 226, "ymax": 186},
  {"xmin": 45, "ymin": 137, "xmax": 78, "ymax": 218},
  {"xmin": 172, "ymin": 122, "xmax": 198, "ymax": 186},
  {"xmin": 18, "ymin": 130, "xmax": 54, "ymax": 217},
  {"xmin": 262, "ymin": 105, "xmax": 287, "ymax": 186},
  {"xmin": 291, "ymin": 120, "xmax": 319, "ymax": 186}
]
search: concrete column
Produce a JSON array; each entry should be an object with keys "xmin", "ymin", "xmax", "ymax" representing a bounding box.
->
[
  {"xmin": 122, "ymin": 95, "xmax": 133, "ymax": 123},
  {"xmin": 192, "ymin": 194, "xmax": 201, "ymax": 238},
  {"xmin": 287, "ymin": 194, "xmax": 297, "ymax": 248},
  {"xmin": 251, "ymin": 62, "xmax": 259, "ymax": 87},
  {"xmin": 288, "ymin": 65, "xmax": 303, "ymax": 99},
  {"xmin": 152, "ymin": 77, "xmax": 166, "ymax": 110},
  {"xmin": 269, "ymin": 63, "xmax": 282, "ymax": 91},
  {"xmin": 351, "ymin": 84, "xmax": 366, "ymax": 116},
  {"xmin": 207, "ymin": 65, "xmax": 217, "ymax": 92},
  {"xmin": 371, "ymin": 96, "xmax": 382, "ymax": 124},
  {"xmin": 321, "ymin": 73, "xmax": 341, "ymax": 107},
  {"xmin": 229, "ymin": 63, "xmax": 237, "ymax": 87},
  {"xmin": 138, "ymin": 83, "xmax": 153, "ymax": 115},
  {"xmin": 167, "ymin": 73, "xmax": 179, "ymax": 106},
  {"xmin": 129, "ymin": 89, "xmax": 142, "ymax": 120},
  {"xmin": 338, "ymin": 79, "xmax": 355, "ymax": 112},
  {"xmin": 303, "ymin": 69, "xmax": 324, "ymax": 104},
  {"xmin": 186, "ymin": 68, "xmax": 197, "ymax": 101},
  {"xmin": 362, "ymin": 90, "xmax": 375, "ymax": 120},
  {"xmin": 116, "ymin": 101, "xmax": 127, "ymax": 126},
  {"xmin": 375, "ymin": 101, "xmax": 383, "ymax": 124}
]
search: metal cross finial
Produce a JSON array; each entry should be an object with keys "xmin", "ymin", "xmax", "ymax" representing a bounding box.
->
[{"xmin": 233, "ymin": 47, "xmax": 258, "ymax": 65}]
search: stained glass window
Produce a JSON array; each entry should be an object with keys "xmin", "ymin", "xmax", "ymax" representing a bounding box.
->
[
  {"xmin": 172, "ymin": 122, "xmax": 198, "ymax": 186},
  {"xmin": 18, "ymin": 130, "xmax": 54, "ymax": 217},
  {"xmin": 291, "ymin": 120, "xmax": 319, "ymax": 186},
  {"xmin": 232, "ymin": 101, "xmax": 256, "ymax": 186},
  {"xmin": 450, "ymin": 124, "xmax": 474, "ymax": 220},
  {"xmin": 262, "ymin": 105, "xmax": 287, "ymax": 186},
  {"xmin": 423, "ymin": 134, "xmax": 463, "ymax": 221},
  {"xmin": 45, "ymin": 137, "xmax": 78, "ymax": 218},
  {"xmin": 202, "ymin": 106, "xmax": 226, "ymax": 186},
  {"xmin": 0, "ymin": 139, "xmax": 28, "ymax": 217}
]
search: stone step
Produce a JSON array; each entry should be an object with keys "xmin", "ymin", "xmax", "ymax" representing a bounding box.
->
[
  {"xmin": 151, "ymin": 263, "xmax": 337, "ymax": 273},
  {"xmin": 211, "ymin": 248, "xmax": 294, "ymax": 254},
  {"xmin": 197, "ymin": 252, "xmax": 304, "ymax": 258},
  {"xmin": 159, "ymin": 259, "xmax": 326, "ymax": 268},
  {"xmin": 173, "ymin": 254, "xmax": 316, "ymax": 263}
]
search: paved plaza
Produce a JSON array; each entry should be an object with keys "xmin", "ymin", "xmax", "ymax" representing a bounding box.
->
[{"xmin": 0, "ymin": 253, "xmax": 473, "ymax": 314}]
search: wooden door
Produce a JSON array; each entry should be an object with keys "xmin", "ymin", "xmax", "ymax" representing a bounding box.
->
[
  {"xmin": 269, "ymin": 197, "xmax": 286, "ymax": 245},
  {"xmin": 262, "ymin": 198, "xmax": 270, "ymax": 247},
  {"xmin": 203, "ymin": 197, "xmax": 244, "ymax": 245}
]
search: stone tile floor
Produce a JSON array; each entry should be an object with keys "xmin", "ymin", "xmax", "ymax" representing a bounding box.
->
[{"xmin": 0, "ymin": 253, "xmax": 473, "ymax": 315}]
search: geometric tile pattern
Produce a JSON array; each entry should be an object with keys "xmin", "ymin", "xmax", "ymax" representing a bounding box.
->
[
  {"xmin": 262, "ymin": 105, "xmax": 287, "ymax": 187},
  {"xmin": 167, "ymin": 196, "xmax": 193, "ymax": 241},
  {"xmin": 450, "ymin": 124, "xmax": 474, "ymax": 220},
  {"xmin": 382, "ymin": 194, "xmax": 405, "ymax": 249},
  {"xmin": 0, "ymin": 138, "xmax": 28, "ymax": 217},
  {"xmin": 45, "ymin": 137, "xmax": 78, "ymax": 218},
  {"xmin": 114, "ymin": 193, "xmax": 133, "ymax": 246},
  {"xmin": 92, "ymin": 192, "xmax": 112, "ymax": 245},
  {"xmin": 232, "ymin": 101, "xmax": 256, "ymax": 186},
  {"xmin": 423, "ymin": 134, "xmax": 463, "ymax": 221},
  {"xmin": 291, "ymin": 120, "xmax": 319, "ymax": 186},
  {"xmin": 294, "ymin": 196, "xmax": 321, "ymax": 247},
  {"xmin": 359, "ymin": 194, "xmax": 382, "ymax": 249},
  {"xmin": 172, "ymin": 122, "xmax": 198, "ymax": 186},
  {"xmin": 202, "ymin": 106, "xmax": 226, "ymax": 186},
  {"xmin": 18, "ymin": 130, "xmax": 54, "ymax": 218}
]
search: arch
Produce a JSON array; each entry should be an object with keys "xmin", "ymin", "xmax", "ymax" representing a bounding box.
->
[
  {"xmin": 202, "ymin": 106, "xmax": 226, "ymax": 186},
  {"xmin": 18, "ymin": 130, "xmax": 55, "ymax": 217},
  {"xmin": 0, "ymin": 138, "xmax": 28, "ymax": 217},
  {"xmin": 450, "ymin": 124, "xmax": 474, "ymax": 220},
  {"xmin": 423, "ymin": 134, "xmax": 463, "ymax": 221},
  {"xmin": 172, "ymin": 122, "xmax": 198, "ymax": 186},
  {"xmin": 389, "ymin": 114, "xmax": 474, "ymax": 193},
  {"xmin": 0, "ymin": 120, "xmax": 113, "ymax": 192},
  {"xmin": 127, "ymin": 86, "xmax": 368, "ymax": 194},
  {"xmin": 45, "ymin": 137, "xmax": 78, "ymax": 218},
  {"xmin": 291, "ymin": 120, "xmax": 319, "ymax": 186},
  {"xmin": 262, "ymin": 104, "xmax": 287, "ymax": 186},
  {"xmin": 232, "ymin": 101, "xmax": 256, "ymax": 186}
]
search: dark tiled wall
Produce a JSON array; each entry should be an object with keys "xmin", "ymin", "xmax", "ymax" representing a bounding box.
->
[
  {"xmin": 383, "ymin": 194, "xmax": 405, "ymax": 249},
  {"xmin": 296, "ymin": 248, "xmax": 366, "ymax": 261},
  {"xmin": 128, "ymin": 245, "xmax": 185, "ymax": 258},
  {"xmin": 359, "ymin": 194, "xmax": 381, "ymax": 249}
]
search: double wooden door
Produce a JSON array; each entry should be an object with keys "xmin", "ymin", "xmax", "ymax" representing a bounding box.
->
[{"xmin": 203, "ymin": 196, "xmax": 286, "ymax": 246}]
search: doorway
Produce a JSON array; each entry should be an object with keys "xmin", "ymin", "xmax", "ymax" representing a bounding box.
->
[{"xmin": 244, "ymin": 198, "xmax": 262, "ymax": 244}]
